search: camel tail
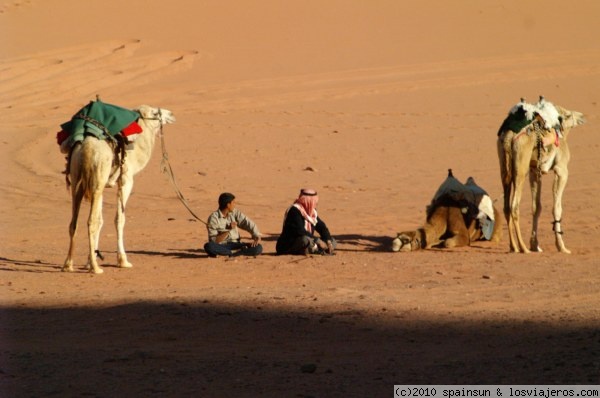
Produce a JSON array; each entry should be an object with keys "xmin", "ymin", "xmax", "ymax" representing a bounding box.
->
[
  {"xmin": 502, "ymin": 143, "xmax": 512, "ymax": 188},
  {"xmin": 80, "ymin": 165, "xmax": 97, "ymax": 202},
  {"xmin": 79, "ymin": 151, "xmax": 100, "ymax": 202},
  {"xmin": 78, "ymin": 139, "xmax": 112, "ymax": 202},
  {"xmin": 64, "ymin": 142, "xmax": 80, "ymax": 191},
  {"xmin": 498, "ymin": 132, "xmax": 513, "ymax": 188}
]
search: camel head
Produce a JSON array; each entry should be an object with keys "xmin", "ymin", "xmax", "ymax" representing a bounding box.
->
[
  {"xmin": 135, "ymin": 105, "xmax": 176, "ymax": 125},
  {"xmin": 392, "ymin": 229, "xmax": 425, "ymax": 252},
  {"xmin": 555, "ymin": 105, "xmax": 585, "ymax": 132},
  {"xmin": 534, "ymin": 97, "xmax": 584, "ymax": 135}
]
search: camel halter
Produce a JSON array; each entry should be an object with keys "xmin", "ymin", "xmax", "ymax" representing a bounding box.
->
[{"xmin": 151, "ymin": 110, "xmax": 208, "ymax": 226}]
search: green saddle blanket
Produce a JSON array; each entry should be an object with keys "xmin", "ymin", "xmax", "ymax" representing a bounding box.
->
[{"xmin": 61, "ymin": 100, "xmax": 139, "ymax": 147}]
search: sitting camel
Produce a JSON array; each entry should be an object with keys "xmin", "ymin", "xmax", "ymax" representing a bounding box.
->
[
  {"xmin": 62, "ymin": 103, "xmax": 175, "ymax": 273},
  {"xmin": 393, "ymin": 170, "xmax": 502, "ymax": 252},
  {"xmin": 497, "ymin": 96, "xmax": 585, "ymax": 253}
]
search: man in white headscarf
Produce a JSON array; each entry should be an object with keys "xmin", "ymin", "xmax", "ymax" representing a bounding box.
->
[{"xmin": 276, "ymin": 189, "xmax": 335, "ymax": 255}]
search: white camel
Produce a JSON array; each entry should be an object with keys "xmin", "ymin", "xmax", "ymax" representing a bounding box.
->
[
  {"xmin": 497, "ymin": 97, "xmax": 584, "ymax": 254},
  {"xmin": 63, "ymin": 105, "xmax": 175, "ymax": 273}
]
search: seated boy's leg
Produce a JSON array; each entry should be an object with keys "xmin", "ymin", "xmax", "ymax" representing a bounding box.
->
[
  {"xmin": 204, "ymin": 241, "xmax": 234, "ymax": 257},
  {"xmin": 239, "ymin": 243, "xmax": 263, "ymax": 257},
  {"xmin": 221, "ymin": 242, "xmax": 261, "ymax": 257}
]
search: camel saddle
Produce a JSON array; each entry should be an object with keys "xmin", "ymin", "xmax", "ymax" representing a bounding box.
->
[
  {"xmin": 497, "ymin": 98, "xmax": 562, "ymax": 137},
  {"xmin": 56, "ymin": 100, "xmax": 142, "ymax": 151},
  {"xmin": 429, "ymin": 169, "xmax": 496, "ymax": 240}
]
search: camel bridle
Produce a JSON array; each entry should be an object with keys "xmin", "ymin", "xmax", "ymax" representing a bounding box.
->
[{"xmin": 145, "ymin": 109, "xmax": 208, "ymax": 226}]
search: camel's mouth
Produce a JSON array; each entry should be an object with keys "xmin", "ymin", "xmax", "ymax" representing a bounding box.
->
[{"xmin": 392, "ymin": 234, "xmax": 415, "ymax": 252}]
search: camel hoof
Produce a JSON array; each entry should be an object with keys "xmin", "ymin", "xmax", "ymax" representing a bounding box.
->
[
  {"xmin": 62, "ymin": 264, "xmax": 74, "ymax": 272},
  {"xmin": 117, "ymin": 253, "xmax": 132, "ymax": 268},
  {"xmin": 89, "ymin": 267, "xmax": 104, "ymax": 274},
  {"xmin": 509, "ymin": 247, "xmax": 530, "ymax": 254},
  {"xmin": 559, "ymin": 248, "xmax": 572, "ymax": 254},
  {"xmin": 530, "ymin": 246, "xmax": 543, "ymax": 253}
]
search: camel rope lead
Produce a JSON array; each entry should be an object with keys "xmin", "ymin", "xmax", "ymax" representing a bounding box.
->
[{"xmin": 158, "ymin": 124, "xmax": 208, "ymax": 225}]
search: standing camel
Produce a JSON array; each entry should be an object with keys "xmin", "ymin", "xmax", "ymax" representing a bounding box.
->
[
  {"xmin": 497, "ymin": 97, "xmax": 584, "ymax": 253},
  {"xmin": 63, "ymin": 104, "xmax": 175, "ymax": 273}
]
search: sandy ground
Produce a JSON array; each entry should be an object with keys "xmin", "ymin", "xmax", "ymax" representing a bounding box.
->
[{"xmin": 2, "ymin": 1, "xmax": 600, "ymax": 396}]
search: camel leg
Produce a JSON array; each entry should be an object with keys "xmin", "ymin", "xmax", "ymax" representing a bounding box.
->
[
  {"xmin": 423, "ymin": 207, "xmax": 447, "ymax": 249},
  {"xmin": 63, "ymin": 186, "xmax": 84, "ymax": 272},
  {"xmin": 510, "ymin": 138, "xmax": 537, "ymax": 253},
  {"xmin": 503, "ymin": 181, "xmax": 519, "ymax": 252},
  {"xmin": 510, "ymin": 166, "xmax": 531, "ymax": 253},
  {"xmin": 489, "ymin": 206, "xmax": 503, "ymax": 243},
  {"xmin": 86, "ymin": 190, "xmax": 105, "ymax": 274},
  {"xmin": 529, "ymin": 170, "xmax": 543, "ymax": 252},
  {"xmin": 498, "ymin": 134, "xmax": 519, "ymax": 252},
  {"xmin": 115, "ymin": 176, "xmax": 133, "ymax": 268},
  {"xmin": 552, "ymin": 166, "xmax": 571, "ymax": 253},
  {"xmin": 468, "ymin": 218, "xmax": 482, "ymax": 242},
  {"xmin": 443, "ymin": 207, "xmax": 470, "ymax": 248}
]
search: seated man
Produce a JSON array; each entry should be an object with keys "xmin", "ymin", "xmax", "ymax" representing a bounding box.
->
[
  {"xmin": 276, "ymin": 188, "xmax": 335, "ymax": 255},
  {"xmin": 204, "ymin": 192, "xmax": 263, "ymax": 257}
]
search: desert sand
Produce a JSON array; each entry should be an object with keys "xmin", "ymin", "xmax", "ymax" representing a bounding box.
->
[{"xmin": 2, "ymin": 1, "xmax": 600, "ymax": 396}]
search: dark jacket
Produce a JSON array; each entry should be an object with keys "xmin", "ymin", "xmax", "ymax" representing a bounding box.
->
[{"xmin": 276, "ymin": 206, "xmax": 332, "ymax": 254}]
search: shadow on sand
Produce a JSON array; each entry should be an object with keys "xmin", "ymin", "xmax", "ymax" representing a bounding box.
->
[
  {"xmin": 2, "ymin": 302, "xmax": 599, "ymax": 397},
  {"xmin": 260, "ymin": 233, "xmax": 393, "ymax": 253}
]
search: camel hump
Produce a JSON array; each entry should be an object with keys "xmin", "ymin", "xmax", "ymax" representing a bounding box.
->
[
  {"xmin": 431, "ymin": 170, "xmax": 475, "ymax": 206},
  {"xmin": 428, "ymin": 170, "xmax": 483, "ymax": 222},
  {"xmin": 464, "ymin": 176, "xmax": 488, "ymax": 197}
]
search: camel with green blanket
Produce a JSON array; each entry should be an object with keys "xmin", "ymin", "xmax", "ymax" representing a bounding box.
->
[{"xmin": 61, "ymin": 101, "xmax": 175, "ymax": 274}]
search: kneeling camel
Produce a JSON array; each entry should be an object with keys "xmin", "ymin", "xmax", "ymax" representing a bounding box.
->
[{"xmin": 393, "ymin": 170, "xmax": 502, "ymax": 252}]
